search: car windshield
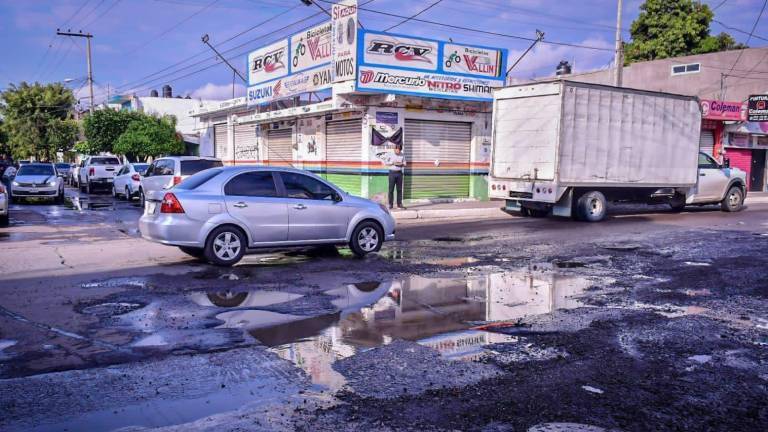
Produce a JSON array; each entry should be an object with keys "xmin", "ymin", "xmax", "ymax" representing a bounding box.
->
[
  {"xmin": 132, "ymin": 164, "xmax": 149, "ymax": 172},
  {"xmin": 180, "ymin": 160, "xmax": 223, "ymax": 176},
  {"xmin": 55, "ymin": 163, "xmax": 70, "ymax": 169},
  {"xmin": 175, "ymin": 168, "xmax": 223, "ymax": 190},
  {"xmin": 17, "ymin": 165, "xmax": 55, "ymax": 176},
  {"xmin": 91, "ymin": 157, "xmax": 121, "ymax": 165}
]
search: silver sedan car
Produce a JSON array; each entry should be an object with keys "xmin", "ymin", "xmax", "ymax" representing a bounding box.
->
[{"xmin": 139, "ymin": 166, "xmax": 396, "ymax": 266}]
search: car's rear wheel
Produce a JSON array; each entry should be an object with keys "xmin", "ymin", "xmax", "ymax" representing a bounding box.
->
[
  {"xmin": 204, "ymin": 226, "xmax": 246, "ymax": 266},
  {"xmin": 86, "ymin": 181, "xmax": 92, "ymax": 195},
  {"xmin": 56, "ymin": 188, "xmax": 64, "ymax": 204},
  {"xmin": 178, "ymin": 246, "xmax": 205, "ymax": 259},
  {"xmin": 125, "ymin": 186, "xmax": 131, "ymax": 201},
  {"xmin": 721, "ymin": 185, "xmax": 744, "ymax": 212},
  {"xmin": 349, "ymin": 221, "xmax": 383, "ymax": 257},
  {"xmin": 139, "ymin": 188, "xmax": 145, "ymax": 208}
]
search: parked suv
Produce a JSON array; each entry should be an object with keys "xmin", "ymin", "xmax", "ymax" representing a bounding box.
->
[
  {"xmin": 139, "ymin": 156, "xmax": 223, "ymax": 207},
  {"xmin": 77, "ymin": 156, "xmax": 122, "ymax": 193}
]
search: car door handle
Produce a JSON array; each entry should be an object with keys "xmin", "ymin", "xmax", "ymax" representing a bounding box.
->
[
  {"xmin": 233, "ymin": 202, "xmax": 248, "ymax": 208},
  {"xmin": 699, "ymin": 173, "xmax": 706, "ymax": 176},
  {"xmin": 293, "ymin": 203, "xmax": 307, "ymax": 210}
]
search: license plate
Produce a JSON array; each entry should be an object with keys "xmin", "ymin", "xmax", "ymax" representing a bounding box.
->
[
  {"xmin": 146, "ymin": 202, "xmax": 157, "ymax": 214},
  {"xmin": 106, "ymin": 178, "xmax": 113, "ymax": 182}
]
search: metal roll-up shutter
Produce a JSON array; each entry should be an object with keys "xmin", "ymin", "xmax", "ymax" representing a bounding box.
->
[
  {"xmin": 234, "ymin": 123, "xmax": 259, "ymax": 162},
  {"xmin": 326, "ymin": 119, "xmax": 362, "ymax": 161},
  {"xmin": 266, "ymin": 128, "xmax": 293, "ymax": 165},
  {"xmin": 404, "ymin": 119, "xmax": 471, "ymax": 199},
  {"xmin": 699, "ymin": 130, "xmax": 715, "ymax": 157},
  {"xmin": 214, "ymin": 123, "xmax": 228, "ymax": 160}
]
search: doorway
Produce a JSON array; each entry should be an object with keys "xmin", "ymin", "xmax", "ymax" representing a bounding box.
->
[{"xmin": 751, "ymin": 149, "xmax": 766, "ymax": 192}]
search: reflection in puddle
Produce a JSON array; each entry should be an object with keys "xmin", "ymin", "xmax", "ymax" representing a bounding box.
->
[{"xmin": 382, "ymin": 248, "xmax": 479, "ymax": 266}]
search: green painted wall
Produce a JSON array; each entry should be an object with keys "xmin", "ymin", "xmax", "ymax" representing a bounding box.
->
[
  {"xmin": 325, "ymin": 173, "xmax": 362, "ymax": 196},
  {"xmin": 471, "ymin": 175, "xmax": 489, "ymax": 201},
  {"xmin": 320, "ymin": 172, "xmax": 488, "ymax": 202}
]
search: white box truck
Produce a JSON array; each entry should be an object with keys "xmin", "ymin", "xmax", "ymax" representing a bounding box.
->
[{"xmin": 489, "ymin": 80, "xmax": 747, "ymax": 222}]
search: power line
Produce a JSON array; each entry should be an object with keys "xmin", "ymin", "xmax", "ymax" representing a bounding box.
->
[
  {"xmin": 314, "ymin": 0, "xmax": 613, "ymax": 51},
  {"xmin": 124, "ymin": 0, "xmax": 222, "ymax": 55},
  {"xmin": 384, "ymin": 0, "xmax": 442, "ymax": 32},
  {"xmin": 75, "ymin": 0, "xmax": 108, "ymax": 28},
  {"xmin": 81, "ymin": 0, "xmax": 122, "ymax": 28},
  {"xmin": 712, "ymin": 20, "xmax": 768, "ymax": 43},
  {"xmin": 725, "ymin": 0, "xmax": 767, "ymax": 78}
]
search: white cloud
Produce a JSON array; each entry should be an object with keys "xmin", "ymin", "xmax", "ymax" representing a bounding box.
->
[{"xmin": 189, "ymin": 82, "xmax": 246, "ymax": 100}]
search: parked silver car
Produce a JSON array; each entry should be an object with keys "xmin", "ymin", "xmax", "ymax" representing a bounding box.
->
[
  {"xmin": 0, "ymin": 181, "xmax": 8, "ymax": 226},
  {"xmin": 139, "ymin": 166, "xmax": 396, "ymax": 266},
  {"xmin": 139, "ymin": 156, "xmax": 223, "ymax": 207},
  {"xmin": 10, "ymin": 163, "xmax": 65, "ymax": 203}
]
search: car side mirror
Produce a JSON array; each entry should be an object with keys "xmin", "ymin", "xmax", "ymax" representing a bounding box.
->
[
  {"xmin": 722, "ymin": 158, "xmax": 730, "ymax": 169},
  {"xmin": 333, "ymin": 193, "xmax": 343, "ymax": 202}
]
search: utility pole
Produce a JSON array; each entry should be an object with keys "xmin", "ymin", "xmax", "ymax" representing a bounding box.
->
[
  {"xmin": 57, "ymin": 30, "xmax": 94, "ymax": 113},
  {"xmin": 201, "ymin": 34, "xmax": 247, "ymax": 84},
  {"xmin": 505, "ymin": 30, "xmax": 544, "ymax": 81},
  {"xmin": 613, "ymin": 0, "xmax": 624, "ymax": 87}
]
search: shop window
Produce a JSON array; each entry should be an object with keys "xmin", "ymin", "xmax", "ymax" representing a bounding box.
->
[{"xmin": 671, "ymin": 63, "xmax": 701, "ymax": 76}]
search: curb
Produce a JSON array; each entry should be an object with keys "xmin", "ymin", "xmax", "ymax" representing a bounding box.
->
[{"xmin": 393, "ymin": 207, "xmax": 505, "ymax": 220}]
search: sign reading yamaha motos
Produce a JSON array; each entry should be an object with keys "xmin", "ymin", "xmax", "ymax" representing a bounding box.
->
[
  {"xmin": 747, "ymin": 95, "xmax": 768, "ymax": 122},
  {"xmin": 355, "ymin": 30, "xmax": 507, "ymax": 101},
  {"xmin": 332, "ymin": 0, "xmax": 358, "ymax": 82}
]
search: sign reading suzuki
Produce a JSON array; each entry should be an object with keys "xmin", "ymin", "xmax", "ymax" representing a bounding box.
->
[
  {"xmin": 332, "ymin": 0, "xmax": 358, "ymax": 82},
  {"xmin": 248, "ymin": 65, "xmax": 333, "ymax": 106},
  {"xmin": 290, "ymin": 22, "xmax": 332, "ymax": 73},
  {"xmin": 442, "ymin": 43, "xmax": 504, "ymax": 78},
  {"xmin": 247, "ymin": 39, "xmax": 289, "ymax": 85},
  {"xmin": 362, "ymin": 31, "xmax": 439, "ymax": 71}
]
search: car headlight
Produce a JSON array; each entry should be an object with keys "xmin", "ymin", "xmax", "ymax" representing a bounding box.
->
[
  {"xmin": 11, "ymin": 181, "xmax": 19, "ymax": 186},
  {"xmin": 48, "ymin": 181, "xmax": 57, "ymax": 186}
]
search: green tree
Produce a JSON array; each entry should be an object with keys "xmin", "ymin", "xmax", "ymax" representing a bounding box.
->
[
  {"xmin": 113, "ymin": 114, "xmax": 183, "ymax": 161},
  {"xmin": 82, "ymin": 108, "xmax": 141, "ymax": 155},
  {"xmin": 624, "ymin": 0, "xmax": 746, "ymax": 64},
  {"xmin": 0, "ymin": 82, "xmax": 77, "ymax": 160}
]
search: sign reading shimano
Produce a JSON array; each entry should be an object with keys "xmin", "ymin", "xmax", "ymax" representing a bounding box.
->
[{"xmin": 355, "ymin": 30, "xmax": 507, "ymax": 101}]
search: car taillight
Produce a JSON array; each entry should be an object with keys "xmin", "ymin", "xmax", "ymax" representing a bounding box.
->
[
  {"xmin": 173, "ymin": 176, "xmax": 182, "ymax": 185},
  {"xmin": 89, "ymin": 167, "xmax": 95, "ymax": 176},
  {"xmin": 131, "ymin": 174, "xmax": 140, "ymax": 181},
  {"xmin": 160, "ymin": 193, "xmax": 185, "ymax": 214},
  {"xmin": 0, "ymin": 184, "xmax": 5, "ymax": 193}
]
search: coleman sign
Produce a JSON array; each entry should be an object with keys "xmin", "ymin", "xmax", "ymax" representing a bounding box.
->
[
  {"xmin": 332, "ymin": 0, "xmax": 358, "ymax": 82},
  {"xmin": 748, "ymin": 94, "xmax": 768, "ymax": 122},
  {"xmin": 290, "ymin": 22, "xmax": 332, "ymax": 73},
  {"xmin": 700, "ymin": 100, "xmax": 746, "ymax": 121},
  {"xmin": 356, "ymin": 30, "xmax": 507, "ymax": 101}
]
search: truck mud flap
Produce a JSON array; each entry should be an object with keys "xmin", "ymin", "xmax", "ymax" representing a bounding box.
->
[
  {"xmin": 552, "ymin": 188, "xmax": 573, "ymax": 218},
  {"xmin": 504, "ymin": 199, "xmax": 522, "ymax": 213}
]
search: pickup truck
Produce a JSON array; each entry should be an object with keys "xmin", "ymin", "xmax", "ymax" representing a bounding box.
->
[
  {"xmin": 488, "ymin": 80, "xmax": 747, "ymax": 222},
  {"xmin": 77, "ymin": 156, "xmax": 122, "ymax": 194}
]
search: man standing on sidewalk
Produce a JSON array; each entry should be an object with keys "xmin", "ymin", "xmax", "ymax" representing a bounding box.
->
[{"xmin": 383, "ymin": 146, "xmax": 406, "ymax": 210}]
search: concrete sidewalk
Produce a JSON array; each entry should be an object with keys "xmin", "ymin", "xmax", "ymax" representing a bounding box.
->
[{"xmin": 392, "ymin": 192, "xmax": 768, "ymax": 221}]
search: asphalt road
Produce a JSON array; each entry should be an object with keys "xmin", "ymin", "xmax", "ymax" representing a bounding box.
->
[{"xmin": 1, "ymin": 187, "xmax": 767, "ymax": 431}]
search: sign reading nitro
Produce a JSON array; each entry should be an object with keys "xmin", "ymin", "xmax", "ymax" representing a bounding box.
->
[
  {"xmin": 362, "ymin": 31, "xmax": 439, "ymax": 72},
  {"xmin": 332, "ymin": 0, "xmax": 358, "ymax": 82},
  {"xmin": 700, "ymin": 99, "xmax": 746, "ymax": 121},
  {"xmin": 442, "ymin": 43, "xmax": 504, "ymax": 78},
  {"xmin": 290, "ymin": 22, "xmax": 332, "ymax": 73},
  {"xmin": 247, "ymin": 39, "xmax": 289, "ymax": 85},
  {"xmin": 356, "ymin": 30, "xmax": 507, "ymax": 101},
  {"xmin": 747, "ymin": 94, "xmax": 768, "ymax": 122}
]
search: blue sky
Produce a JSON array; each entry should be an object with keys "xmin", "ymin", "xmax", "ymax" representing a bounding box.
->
[{"xmin": 0, "ymin": 0, "xmax": 765, "ymax": 104}]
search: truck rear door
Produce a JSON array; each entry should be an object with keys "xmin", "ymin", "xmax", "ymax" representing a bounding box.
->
[{"xmin": 493, "ymin": 90, "xmax": 561, "ymax": 181}]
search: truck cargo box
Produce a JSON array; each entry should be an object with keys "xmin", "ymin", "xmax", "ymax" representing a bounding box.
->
[{"xmin": 491, "ymin": 81, "xmax": 701, "ymax": 187}]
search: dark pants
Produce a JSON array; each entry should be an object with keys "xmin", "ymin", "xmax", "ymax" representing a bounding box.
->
[{"xmin": 388, "ymin": 171, "xmax": 403, "ymax": 208}]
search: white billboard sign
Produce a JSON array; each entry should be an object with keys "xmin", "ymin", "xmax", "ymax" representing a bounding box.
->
[
  {"xmin": 442, "ymin": 43, "xmax": 504, "ymax": 79},
  {"xmin": 356, "ymin": 66, "xmax": 502, "ymax": 101},
  {"xmin": 290, "ymin": 21, "xmax": 333, "ymax": 73},
  {"xmin": 247, "ymin": 39, "xmax": 289, "ymax": 85},
  {"xmin": 332, "ymin": 0, "xmax": 358, "ymax": 82},
  {"xmin": 247, "ymin": 65, "xmax": 333, "ymax": 106},
  {"xmin": 362, "ymin": 31, "xmax": 439, "ymax": 72}
]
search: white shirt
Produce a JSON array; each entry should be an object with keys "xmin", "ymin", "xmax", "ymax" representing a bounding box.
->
[{"xmin": 383, "ymin": 153, "xmax": 406, "ymax": 172}]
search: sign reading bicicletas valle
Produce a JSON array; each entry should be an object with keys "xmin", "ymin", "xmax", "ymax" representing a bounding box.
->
[
  {"xmin": 290, "ymin": 22, "xmax": 332, "ymax": 73},
  {"xmin": 332, "ymin": 0, "xmax": 358, "ymax": 82}
]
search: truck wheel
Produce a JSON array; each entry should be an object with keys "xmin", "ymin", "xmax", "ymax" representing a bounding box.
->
[
  {"xmin": 669, "ymin": 193, "xmax": 686, "ymax": 212},
  {"xmin": 721, "ymin": 186, "xmax": 744, "ymax": 212},
  {"xmin": 576, "ymin": 191, "xmax": 607, "ymax": 222}
]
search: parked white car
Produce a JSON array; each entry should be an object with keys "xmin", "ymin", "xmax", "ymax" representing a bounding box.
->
[
  {"xmin": 112, "ymin": 162, "xmax": 149, "ymax": 201},
  {"xmin": 139, "ymin": 156, "xmax": 222, "ymax": 207},
  {"xmin": 0, "ymin": 181, "xmax": 8, "ymax": 226},
  {"xmin": 10, "ymin": 163, "xmax": 65, "ymax": 203},
  {"xmin": 77, "ymin": 156, "xmax": 122, "ymax": 194}
]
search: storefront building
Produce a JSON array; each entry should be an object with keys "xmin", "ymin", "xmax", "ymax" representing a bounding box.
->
[
  {"xmin": 723, "ymin": 121, "xmax": 768, "ymax": 192},
  {"xmin": 192, "ymin": 2, "xmax": 506, "ymax": 203}
]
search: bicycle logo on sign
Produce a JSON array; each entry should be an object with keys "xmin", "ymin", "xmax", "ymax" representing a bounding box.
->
[
  {"xmin": 445, "ymin": 51, "xmax": 461, "ymax": 68},
  {"xmin": 293, "ymin": 41, "xmax": 306, "ymax": 67}
]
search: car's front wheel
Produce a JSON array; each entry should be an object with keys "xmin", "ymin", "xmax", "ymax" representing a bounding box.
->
[
  {"xmin": 204, "ymin": 226, "xmax": 247, "ymax": 266},
  {"xmin": 721, "ymin": 185, "xmax": 744, "ymax": 212},
  {"xmin": 349, "ymin": 221, "xmax": 384, "ymax": 257},
  {"xmin": 139, "ymin": 188, "xmax": 145, "ymax": 208}
]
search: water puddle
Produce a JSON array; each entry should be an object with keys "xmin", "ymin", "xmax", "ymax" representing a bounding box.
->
[
  {"xmin": 382, "ymin": 248, "xmax": 479, "ymax": 266},
  {"xmin": 0, "ymin": 339, "xmax": 17, "ymax": 360},
  {"xmin": 81, "ymin": 277, "xmax": 149, "ymax": 289}
]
